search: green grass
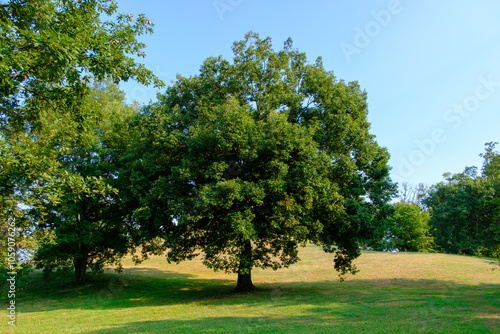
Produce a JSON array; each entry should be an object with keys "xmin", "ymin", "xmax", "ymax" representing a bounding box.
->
[{"xmin": 3, "ymin": 246, "xmax": 500, "ymax": 333}]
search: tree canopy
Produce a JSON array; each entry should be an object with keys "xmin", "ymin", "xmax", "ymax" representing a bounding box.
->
[
  {"xmin": 128, "ymin": 32, "xmax": 396, "ymax": 292},
  {"xmin": 0, "ymin": 0, "xmax": 162, "ymax": 134}
]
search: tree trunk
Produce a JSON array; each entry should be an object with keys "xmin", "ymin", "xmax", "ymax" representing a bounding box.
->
[
  {"xmin": 235, "ymin": 270, "xmax": 255, "ymax": 293},
  {"xmin": 234, "ymin": 241, "xmax": 256, "ymax": 293},
  {"xmin": 74, "ymin": 250, "xmax": 88, "ymax": 285}
]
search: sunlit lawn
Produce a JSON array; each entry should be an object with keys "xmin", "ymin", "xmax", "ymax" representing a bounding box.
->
[{"xmin": 3, "ymin": 245, "xmax": 500, "ymax": 333}]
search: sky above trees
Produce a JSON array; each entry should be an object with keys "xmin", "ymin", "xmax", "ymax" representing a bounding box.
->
[{"xmin": 116, "ymin": 0, "xmax": 500, "ymax": 187}]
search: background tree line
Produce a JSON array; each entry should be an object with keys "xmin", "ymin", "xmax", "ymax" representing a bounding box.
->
[
  {"xmin": 370, "ymin": 144, "xmax": 500, "ymax": 258},
  {"xmin": 423, "ymin": 142, "xmax": 500, "ymax": 258}
]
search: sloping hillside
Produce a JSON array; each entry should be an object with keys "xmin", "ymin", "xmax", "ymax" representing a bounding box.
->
[{"xmin": 7, "ymin": 246, "xmax": 500, "ymax": 333}]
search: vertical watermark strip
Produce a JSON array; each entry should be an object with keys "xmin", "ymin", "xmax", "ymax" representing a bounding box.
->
[{"xmin": 6, "ymin": 217, "xmax": 16, "ymax": 327}]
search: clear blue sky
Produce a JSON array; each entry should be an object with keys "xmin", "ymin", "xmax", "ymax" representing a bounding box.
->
[{"xmin": 116, "ymin": 0, "xmax": 500, "ymax": 188}]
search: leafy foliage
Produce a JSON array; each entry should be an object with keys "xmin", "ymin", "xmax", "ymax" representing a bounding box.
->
[
  {"xmin": 424, "ymin": 143, "xmax": 500, "ymax": 258},
  {"xmin": 31, "ymin": 82, "xmax": 140, "ymax": 284},
  {"xmin": 0, "ymin": 0, "xmax": 162, "ymax": 282},
  {"xmin": 0, "ymin": 0, "xmax": 162, "ymax": 134},
  {"xmin": 388, "ymin": 202, "xmax": 435, "ymax": 252}
]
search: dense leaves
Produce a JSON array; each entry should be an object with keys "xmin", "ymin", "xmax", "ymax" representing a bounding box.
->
[
  {"xmin": 31, "ymin": 83, "xmax": 141, "ymax": 284},
  {"xmin": 0, "ymin": 0, "xmax": 162, "ymax": 134},
  {"xmin": 388, "ymin": 202, "xmax": 435, "ymax": 252}
]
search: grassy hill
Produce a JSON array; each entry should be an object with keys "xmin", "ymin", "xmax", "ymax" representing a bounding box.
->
[{"xmin": 3, "ymin": 245, "xmax": 499, "ymax": 333}]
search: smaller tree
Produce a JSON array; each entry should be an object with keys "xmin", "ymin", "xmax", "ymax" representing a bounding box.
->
[
  {"xmin": 33, "ymin": 83, "xmax": 140, "ymax": 284},
  {"xmin": 479, "ymin": 142, "xmax": 500, "ymax": 257},
  {"xmin": 1, "ymin": 0, "xmax": 163, "ymax": 281},
  {"xmin": 388, "ymin": 202, "xmax": 435, "ymax": 252}
]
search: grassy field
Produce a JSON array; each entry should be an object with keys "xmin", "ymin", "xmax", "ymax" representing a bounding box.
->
[{"xmin": 2, "ymin": 245, "xmax": 499, "ymax": 333}]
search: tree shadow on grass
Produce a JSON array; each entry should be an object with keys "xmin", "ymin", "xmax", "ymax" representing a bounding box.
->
[
  {"xmin": 20, "ymin": 267, "xmax": 238, "ymax": 313},
  {"xmin": 20, "ymin": 267, "xmax": 500, "ymax": 333},
  {"xmin": 78, "ymin": 278, "xmax": 500, "ymax": 333},
  {"xmin": 83, "ymin": 311, "xmax": 498, "ymax": 334}
]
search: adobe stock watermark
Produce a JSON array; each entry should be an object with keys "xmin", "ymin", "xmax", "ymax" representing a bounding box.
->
[
  {"xmin": 396, "ymin": 74, "xmax": 500, "ymax": 179},
  {"xmin": 6, "ymin": 217, "xmax": 17, "ymax": 327},
  {"xmin": 340, "ymin": 0, "xmax": 408, "ymax": 63},
  {"xmin": 128, "ymin": 64, "xmax": 170, "ymax": 104},
  {"xmin": 212, "ymin": 0, "xmax": 242, "ymax": 21}
]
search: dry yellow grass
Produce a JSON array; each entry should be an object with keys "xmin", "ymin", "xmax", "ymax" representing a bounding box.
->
[{"xmin": 121, "ymin": 245, "xmax": 499, "ymax": 287}]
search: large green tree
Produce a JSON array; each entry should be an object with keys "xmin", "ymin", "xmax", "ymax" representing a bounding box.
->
[{"xmin": 129, "ymin": 32, "xmax": 396, "ymax": 292}]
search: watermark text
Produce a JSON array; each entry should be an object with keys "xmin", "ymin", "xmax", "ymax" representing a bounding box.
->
[
  {"xmin": 6, "ymin": 217, "xmax": 16, "ymax": 327},
  {"xmin": 340, "ymin": 0, "xmax": 407, "ymax": 63},
  {"xmin": 396, "ymin": 75, "xmax": 500, "ymax": 178}
]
